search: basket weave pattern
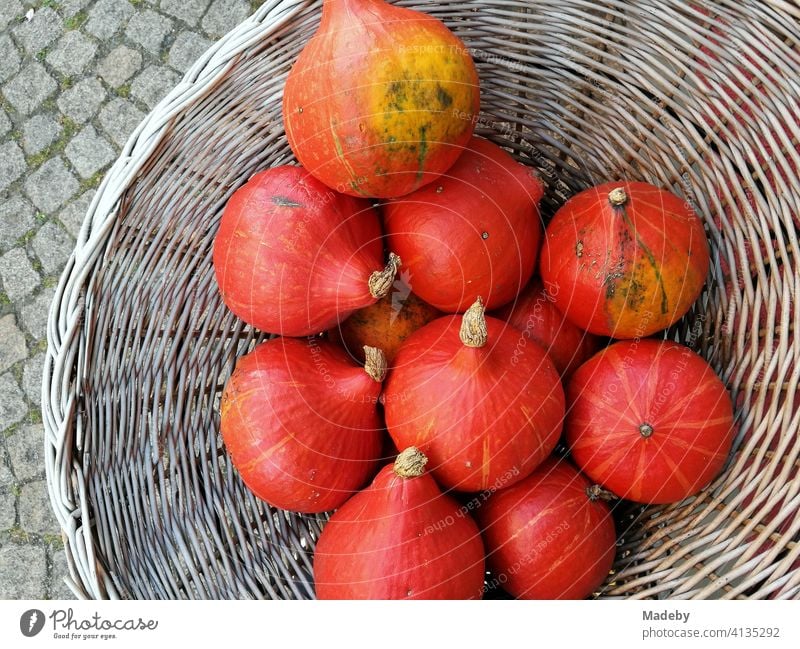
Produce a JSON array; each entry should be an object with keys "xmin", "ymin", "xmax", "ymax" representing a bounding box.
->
[{"xmin": 44, "ymin": 0, "xmax": 800, "ymax": 599}]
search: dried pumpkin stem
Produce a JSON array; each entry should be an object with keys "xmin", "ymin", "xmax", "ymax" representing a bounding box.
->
[
  {"xmin": 459, "ymin": 297, "xmax": 488, "ymax": 348},
  {"xmin": 586, "ymin": 484, "xmax": 618, "ymax": 502},
  {"xmin": 363, "ymin": 346, "xmax": 388, "ymax": 382},
  {"xmin": 608, "ymin": 187, "xmax": 628, "ymax": 207},
  {"xmin": 368, "ymin": 252, "xmax": 401, "ymax": 299},
  {"xmin": 394, "ymin": 447, "xmax": 428, "ymax": 478}
]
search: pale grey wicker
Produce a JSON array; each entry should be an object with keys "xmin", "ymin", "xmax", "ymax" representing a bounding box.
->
[{"xmin": 44, "ymin": 0, "xmax": 799, "ymax": 599}]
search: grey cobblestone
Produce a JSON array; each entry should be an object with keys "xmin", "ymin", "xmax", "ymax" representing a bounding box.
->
[
  {"xmin": 202, "ymin": 0, "xmax": 250, "ymax": 38},
  {"xmin": 0, "ymin": 140, "xmax": 26, "ymax": 193},
  {"xmin": 22, "ymin": 354, "xmax": 45, "ymax": 406},
  {"xmin": 0, "ymin": 373, "xmax": 27, "ymax": 433},
  {"xmin": 131, "ymin": 64, "xmax": 180, "ymax": 109},
  {"xmin": 0, "ymin": 315, "xmax": 27, "ymax": 374},
  {"xmin": 58, "ymin": 191, "xmax": 95, "ymax": 239},
  {"xmin": 99, "ymin": 97, "xmax": 144, "ymax": 147},
  {"xmin": 20, "ymin": 287, "xmax": 57, "ymax": 341},
  {"xmin": 0, "ymin": 545, "xmax": 47, "ymax": 598},
  {"xmin": 161, "ymin": 0, "xmax": 211, "ymax": 28},
  {"xmin": 0, "ymin": 195, "xmax": 35, "ymax": 252},
  {"xmin": 0, "ymin": 248, "xmax": 40, "ymax": 302},
  {"xmin": 19, "ymin": 478, "xmax": 58, "ymax": 534},
  {"xmin": 32, "ymin": 222, "xmax": 75, "ymax": 275},
  {"xmin": 0, "ymin": 452, "xmax": 13, "ymax": 490},
  {"xmin": 2, "ymin": 62, "xmax": 57, "ymax": 116},
  {"xmin": 62, "ymin": 0, "xmax": 95, "ymax": 20},
  {"xmin": 0, "ymin": 2, "xmax": 24, "ymax": 33},
  {"xmin": 65, "ymin": 125, "xmax": 116, "ymax": 179},
  {"xmin": 50, "ymin": 548, "xmax": 75, "ymax": 599},
  {"xmin": 125, "ymin": 9, "xmax": 173, "ymax": 55},
  {"xmin": 22, "ymin": 114, "xmax": 63, "ymax": 156},
  {"xmin": 57, "ymin": 77, "xmax": 108, "ymax": 124},
  {"xmin": 0, "ymin": 110, "xmax": 9, "ymax": 138},
  {"xmin": 6, "ymin": 425, "xmax": 45, "ymax": 484},
  {"xmin": 86, "ymin": 0, "xmax": 136, "ymax": 40},
  {"xmin": 97, "ymin": 44, "xmax": 142, "ymax": 87},
  {"xmin": 47, "ymin": 30, "xmax": 99, "ymax": 78},
  {"xmin": 25, "ymin": 157, "xmax": 79, "ymax": 212},
  {"xmin": 11, "ymin": 8, "xmax": 61, "ymax": 56},
  {"xmin": 0, "ymin": 491, "xmax": 14, "ymax": 531},
  {"xmin": 169, "ymin": 31, "xmax": 213, "ymax": 73},
  {"xmin": 0, "ymin": 34, "xmax": 22, "ymax": 84}
]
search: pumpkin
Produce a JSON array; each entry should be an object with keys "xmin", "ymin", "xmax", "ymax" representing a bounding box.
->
[
  {"xmin": 383, "ymin": 298, "xmax": 564, "ymax": 492},
  {"xmin": 212, "ymin": 165, "xmax": 399, "ymax": 336},
  {"xmin": 220, "ymin": 336, "xmax": 385, "ymax": 513},
  {"xmin": 565, "ymin": 339, "xmax": 735, "ymax": 504},
  {"xmin": 539, "ymin": 182, "xmax": 710, "ymax": 338},
  {"xmin": 384, "ymin": 136, "xmax": 544, "ymax": 313},
  {"xmin": 283, "ymin": 0, "xmax": 480, "ymax": 198},
  {"xmin": 314, "ymin": 447, "xmax": 486, "ymax": 599}
]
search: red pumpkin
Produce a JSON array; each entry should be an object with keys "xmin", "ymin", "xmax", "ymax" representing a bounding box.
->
[
  {"xmin": 383, "ymin": 298, "xmax": 564, "ymax": 492},
  {"xmin": 539, "ymin": 182, "xmax": 710, "ymax": 338},
  {"xmin": 314, "ymin": 447, "xmax": 486, "ymax": 599},
  {"xmin": 477, "ymin": 457, "xmax": 616, "ymax": 599},
  {"xmin": 384, "ymin": 136, "xmax": 544, "ymax": 313},
  {"xmin": 565, "ymin": 339, "xmax": 735, "ymax": 504},
  {"xmin": 283, "ymin": 0, "xmax": 479, "ymax": 198},
  {"xmin": 220, "ymin": 337, "xmax": 384, "ymax": 513},
  {"xmin": 213, "ymin": 165, "xmax": 398, "ymax": 336},
  {"xmin": 493, "ymin": 277, "xmax": 602, "ymax": 379}
]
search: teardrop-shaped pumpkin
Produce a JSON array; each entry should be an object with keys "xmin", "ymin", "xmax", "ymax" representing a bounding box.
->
[
  {"xmin": 314, "ymin": 447, "xmax": 486, "ymax": 599},
  {"xmin": 283, "ymin": 0, "xmax": 480, "ymax": 198},
  {"xmin": 220, "ymin": 336, "xmax": 385, "ymax": 513},
  {"xmin": 383, "ymin": 299, "xmax": 565, "ymax": 492}
]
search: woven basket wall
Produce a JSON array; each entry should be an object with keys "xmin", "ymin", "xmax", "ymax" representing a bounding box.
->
[{"xmin": 44, "ymin": 0, "xmax": 800, "ymax": 599}]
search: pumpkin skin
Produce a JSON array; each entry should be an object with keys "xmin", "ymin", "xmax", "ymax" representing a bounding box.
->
[
  {"xmin": 539, "ymin": 181, "xmax": 710, "ymax": 338},
  {"xmin": 220, "ymin": 337, "xmax": 383, "ymax": 513},
  {"xmin": 314, "ymin": 448, "xmax": 486, "ymax": 599},
  {"xmin": 283, "ymin": 0, "xmax": 479, "ymax": 198},
  {"xmin": 212, "ymin": 165, "xmax": 393, "ymax": 336},
  {"xmin": 334, "ymin": 285, "xmax": 441, "ymax": 365},
  {"xmin": 384, "ymin": 136, "xmax": 544, "ymax": 313},
  {"xmin": 383, "ymin": 301, "xmax": 565, "ymax": 492},
  {"xmin": 477, "ymin": 458, "xmax": 617, "ymax": 599},
  {"xmin": 493, "ymin": 277, "xmax": 602, "ymax": 379},
  {"xmin": 565, "ymin": 339, "xmax": 735, "ymax": 504}
]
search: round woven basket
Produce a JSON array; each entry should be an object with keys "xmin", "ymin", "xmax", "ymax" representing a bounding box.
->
[{"xmin": 44, "ymin": 0, "xmax": 800, "ymax": 599}]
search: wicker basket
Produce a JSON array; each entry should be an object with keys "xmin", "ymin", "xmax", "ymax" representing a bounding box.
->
[{"xmin": 44, "ymin": 0, "xmax": 800, "ymax": 599}]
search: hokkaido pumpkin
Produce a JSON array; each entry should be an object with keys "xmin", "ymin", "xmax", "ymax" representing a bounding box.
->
[
  {"xmin": 314, "ymin": 447, "xmax": 486, "ymax": 599},
  {"xmin": 384, "ymin": 137, "xmax": 544, "ymax": 313},
  {"xmin": 539, "ymin": 182, "xmax": 709, "ymax": 338},
  {"xmin": 383, "ymin": 298, "xmax": 564, "ymax": 492},
  {"xmin": 565, "ymin": 339, "xmax": 735, "ymax": 504},
  {"xmin": 220, "ymin": 336, "xmax": 385, "ymax": 513},
  {"xmin": 283, "ymin": 0, "xmax": 480, "ymax": 198},
  {"xmin": 212, "ymin": 165, "xmax": 399, "ymax": 336}
]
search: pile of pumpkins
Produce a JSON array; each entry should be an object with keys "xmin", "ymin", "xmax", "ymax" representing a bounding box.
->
[{"xmin": 212, "ymin": 0, "xmax": 734, "ymax": 599}]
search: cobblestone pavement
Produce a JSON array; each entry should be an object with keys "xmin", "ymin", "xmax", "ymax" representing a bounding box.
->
[{"xmin": 0, "ymin": 0, "xmax": 265, "ymax": 599}]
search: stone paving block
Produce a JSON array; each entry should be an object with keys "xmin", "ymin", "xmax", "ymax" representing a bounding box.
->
[
  {"xmin": 22, "ymin": 114, "xmax": 63, "ymax": 156},
  {"xmin": 0, "ymin": 491, "xmax": 14, "ymax": 531},
  {"xmin": 0, "ymin": 544, "xmax": 47, "ymax": 598},
  {"xmin": 0, "ymin": 373, "xmax": 27, "ymax": 433},
  {"xmin": 0, "ymin": 34, "xmax": 22, "ymax": 84},
  {"xmin": 50, "ymin": 548, "xmax": 76, "ymax": 599},
  {"xmin": 32, "ymin": 222, "xmax": 74, "ymax": 276},
  {"xmin": 161, "ymin": 0, "xmax": 211, "ymax": 28},
  {"xmin": 169, "ymin": 31, "xmax": 213, "ymax": 73},
  {"xmin": 131, "ymin": 65, "xmax": 180, "ymax": 109},
  {"xmin": 11, "ymin": 7, "xmax": 61, "ymax": 56},
  {"xmin": 0, "ymin": 1, "xmax": 24, "ymax": 32},
  {"xmin": 202, "ymin": 0, "xmax": 250, "ymax": 38},
  {"xmin": 20, "ymin": 286, "xmax": 57, "ymax": 341},
  {"xmin": 0, "ymin": 195, "xmax": 36, "ymax": 252},
  {"xmin": 46, "ymin": 30, "xmax": 99, "ymax": 78},
  {"xmin": 57, "ymin": 77, "xmax": 107, "ymax": 124},
  {"xmin": 2, "ymin": 62, "xmax": 57, "ymax": 116},
  {"xmin": 64, "ymin": 125, "xmax": 116, "ymax": 180},
  {"xmin": 0, "ymin": 315, "xmax": 27, "ymax": 374},
  {"xmin": 0, "ymin": 110, "xmax": 9, "ymax": 139},
  {"xmin": 0, "ymin": 140, "xmax": 26, "ymax": 193},
  {"xmin": 0, "ymin": 451, "xmax": 13, "ymax": 490},
  {"xmin": 125, "ymin": 9, "xmax": 174, "ymax": 55},
  {"xmin": 97, "ymin": 44, "xmax": 142, "ymax": 88},
  {"xmin": 19, "ymin": 479, "xmax": 59, "ymax": 535},
  {"xmin": 57, "ymin": 191, "xmax": 95, "ymax": 240},
  {"xmin": 86, "ymin": 0, "xmax": 135, "ymax": 40},
  {"xmin": 99, "ymin": 97, "xmax": 144, "ymax": 148},
  {"xmin": 0, "ymin": 248, "xmax": 40, "ymax": 302},
  {"xmin": 62, "ymin": 0, "xmax": 94, "ymax": 19},
  {"xmin": 22, "ymin": 354, "xmax": 45, "ymax": 407},
  {"xmin": 24, "ymin": 158, "xmax": 79, "ymax": 213},
  {"xmin": 6, "ymin": 425, "xmax": 45, "ymax": 484}
]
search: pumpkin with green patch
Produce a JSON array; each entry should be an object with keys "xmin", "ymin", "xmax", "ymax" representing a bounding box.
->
[
  {"xmin": 539, "ymin": 181, "xmax": 710, "ymax": 338},
  {"xmin": 282, "ymin": 0, "xmax": 480, "ymax": 199}
]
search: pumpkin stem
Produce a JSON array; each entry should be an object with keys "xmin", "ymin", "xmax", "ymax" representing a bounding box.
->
[
  {"xmin": 368, "ymin": 252, "xmax": 401, "ymax": 299},
  {"xmin": 608, "ymin": 187, "xmax": 628, "ymax": 207},
  {"xmin": 394, "ymin": 447, "xmax": 428, "ymax": 478},
  {"xmin": 459, "ymin": 297, "xmax": 488, "ymax": 347},
  {"xmin": 639, "ymin": 423, "xmax": 654, "ymax": 438},
  {"xmin": 363, "ymin": 346, "xmax": 388, "ymax": 382},
  {"xmin": 586, "ymin": 485, "xmax": 618, "ymax": 502}
]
